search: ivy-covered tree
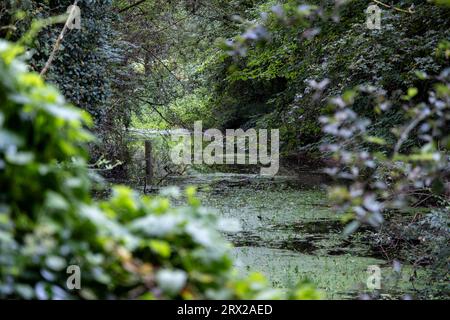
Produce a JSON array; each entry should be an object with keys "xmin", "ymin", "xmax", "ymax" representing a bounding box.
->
[{"xmin": 1, "ymin": 0, "xmax": 134, "ymax": 179}]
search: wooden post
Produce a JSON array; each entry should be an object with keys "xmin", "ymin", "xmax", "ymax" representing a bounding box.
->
[{"xmin": 145, "ymin": 140, "xmax": 153, "ymax": 189}]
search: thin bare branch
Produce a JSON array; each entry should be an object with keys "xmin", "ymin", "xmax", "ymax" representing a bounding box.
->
[{"xmin": 40, "ymin": 0, "xmax": 79, "ymax": 77}]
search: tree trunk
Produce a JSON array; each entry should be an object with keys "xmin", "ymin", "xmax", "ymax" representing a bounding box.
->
[{"xmin": 145, "ymin": 140, "xmax": 153, "ymax": 190}]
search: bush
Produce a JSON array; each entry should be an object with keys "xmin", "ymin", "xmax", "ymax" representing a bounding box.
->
[{"xmin": 0, "ymin": 40, "xmax": 320, "ymax": 300}]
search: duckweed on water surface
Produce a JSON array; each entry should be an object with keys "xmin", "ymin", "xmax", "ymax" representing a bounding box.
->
[{"xmin": 175, "ymin": 177, "xmax": 440, "ymax": 299}]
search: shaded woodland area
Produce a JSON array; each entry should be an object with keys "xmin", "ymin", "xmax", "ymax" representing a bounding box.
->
[{"xmin": 0, "ymin": 0, "xmax": 449, "ymax": 300}]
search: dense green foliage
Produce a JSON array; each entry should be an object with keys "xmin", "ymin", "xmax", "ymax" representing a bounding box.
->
[
  {"xmin": 1, "ymin": 0, "xmax": 449, "ymax": 300},
  {"xmin": 127, "ymin": 1, "xmax": 450, "ymax": 157},
  {"xmin": 0, "ymin": 41, "xmax": 320, "ymax": 299}
]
